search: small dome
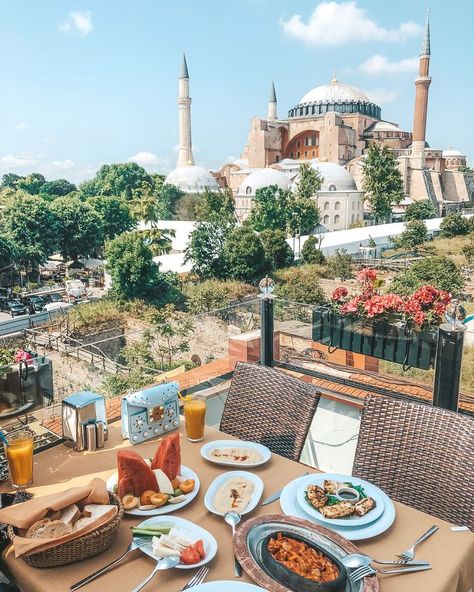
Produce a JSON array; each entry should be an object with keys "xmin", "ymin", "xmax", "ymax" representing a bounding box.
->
[
  {"xmin": 292, "ymin": 162, "xmax": 357, "ymax": 192},
  {"xmin": 300, "ymin": 80, "xmax": 371, "ymax": 105},
  {"xmin": 164, "ymin": 165, "xmax": 219, "ymax": 194},
  {"xmin": 366, "ymin": 120, "xmax": 401, "ymax": 133},
  {"xmin": 237, "ymin": 167, "xmax": 291, "ymax": 196},
  {"xmin": 442, "ymin": 148, "xmax": 465, "ymax": 157}
]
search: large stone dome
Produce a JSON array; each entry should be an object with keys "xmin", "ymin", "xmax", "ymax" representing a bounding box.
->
[
  {"xmin": 292, "ymin": 162, "xmax": 357, "ymax": 192},
  {"xmin": 288, "ymin": 76, "xmax": 381, "ymax": 120},
  {"xmin": 237, "ymin": 167, "xmax": 292, "ymax": 196},
  {"xmin": 164, "ymin": 165, "xmax": 219, "ymax": 194}
]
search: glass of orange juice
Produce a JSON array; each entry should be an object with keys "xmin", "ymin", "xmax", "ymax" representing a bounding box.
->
[
  {"xmin": 6, "ymin": 430, "xmax": 34, "ymax": 489},
  {"xmin": 184, "ymin": 396, "xmax": 206, "ymax": 442}
]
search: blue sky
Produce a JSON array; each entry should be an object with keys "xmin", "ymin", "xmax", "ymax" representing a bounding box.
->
[{"xmin": 0, "ymin": 0, "xmax": 472, "ymax": 183}]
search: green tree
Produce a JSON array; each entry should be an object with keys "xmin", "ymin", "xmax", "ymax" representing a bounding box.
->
[
  {"xmin": 458, "ymin": 165, "xmax": 473, "ymax": 174},
  {"xmin": 326, "ymin": 249, "xmax": 353, "ymax": 281},
  {"xmin": 87, "ymin": 195, "xmax": 136, "ymax": 241},
  {"xmin": 130, "ymin": 185, "xmax": 174, "ymax": 255},
  {"xmin": 301, "ymin": 235, "xmax": 326, "ymax": 265},
  {"xmin": 222, "ymin": 226, "xmax": 268, "ymax": 282},
  {"xmin": 39, "ymin": 179, "xmax": 77, "ymax": 200},
  {"xmin": 145, "ymin": 305, "xmax": 194, "ymax": 370},
  {"xmin": 1, "ymin": 194, "xmax": 59, "ymax": 271},
  {"xmin": 439, "ymin": 212, "xmax": 470, "ymax": 237},
  {"xmin": 0, "ymin": 173, "xmax": 22, "ymax": 189},
  {"xmin": 404, "ymin": 200, "xmax": 437, "ymax": 221},
  {"xmin": 390, "ymin": 255, "xmax": 464, "ymax": 295},
  {"xmin": 261, "ymin": 229, "xmax": 293, "ymax": 270},
  {"xmin": 50, "ymin": 196, "xmax": 102, "ymax": 262},
  {"xmin": 287, "ymin": 196, "xmax": 320, "ymax": 236},
  {"xmin": 184, "ymin": 221, "xmax": 230, "ymax": 279},
  {"xmin": 295, "ymin": 163, "xmax": 324, "ymax": 200},
  {"xmin": 249, "ymin": 185, "xmax": 291, "ymax": 232},
  {"xmin": 274, "ymin": 265, "xmax": 325, "ymax": 305},
  {"xmin": 175, "ymin": 193, "xmax": 203, "ymax": 221},
  {"xmin": 393, "ymin": 220, "xmax": 428, "ymax": 251},
  {"xmin": 362, "ymin": 144, "xmax": 404, "ymax": 223},
  {"xmin": 157, "ymin": 184, "xmax": 185, "ymax": 219},
  {"xmin": 104, "ymin": 232, "xmax": 162, "ymax": 299},
  {"xmin": 16, "ymin": 173, "xmax": 46, "ymax": 195},
  {"xmin": 0, "ymin": 235, "xmax": 15, "ymax": 270},
  {"xmin": 197, "ymin": 188, "xmax": 236, "ymax": 224},
  {"xmin": 462, "ymin": 239, "xmax": 474, "ymax": 265},
  {"xmin": 79, "ymin": 163, "xmax": 153, "ymax": 198}
]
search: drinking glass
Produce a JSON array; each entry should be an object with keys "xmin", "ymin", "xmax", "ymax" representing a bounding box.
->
[
  {"xmin": 183, "ymin": 397, "xmax": 206, "ymax": 442},
  {"xmin": 6, "ymin": 430, "xmax": 34, "ymax": 489}
]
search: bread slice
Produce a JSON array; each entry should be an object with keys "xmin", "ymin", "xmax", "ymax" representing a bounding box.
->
[
  {"xmin": 59, "ymin": 504, "xmax": 81, "ymax": 527},
  {"xmin": 74, "ymin": 504, "xmax": 117, "ymax": 533},
  {"xmin": 26, "ymin": 520, "xmax": 73, "ymax": 539}
]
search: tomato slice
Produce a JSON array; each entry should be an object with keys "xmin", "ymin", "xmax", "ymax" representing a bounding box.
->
[
  {"xmin": 193, "ymin": 539, "xmax": 205, "ymax": 559},
  {"xmin": 180, "ymin": 546, "xmax": 201, "ymax": 565}
]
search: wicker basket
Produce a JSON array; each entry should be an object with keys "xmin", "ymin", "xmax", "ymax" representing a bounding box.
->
[{"xmin": 7, "ymin": 492, "xmax": 124, "ymax": 568}]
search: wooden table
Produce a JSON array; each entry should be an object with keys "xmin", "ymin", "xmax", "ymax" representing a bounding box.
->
[{"xmin": 1, "ymin": 423, "xmax": 473, "ymax": 592}]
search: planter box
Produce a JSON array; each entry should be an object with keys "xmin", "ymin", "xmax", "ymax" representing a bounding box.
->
[{"xmin": 312, "ymin": 306, "xmax": 437, "ymax": 370}]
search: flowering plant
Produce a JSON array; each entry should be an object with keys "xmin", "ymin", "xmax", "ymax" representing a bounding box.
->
[{"xmin": 329, "ymin": 268, "xmax": 451, "ymax": 328}]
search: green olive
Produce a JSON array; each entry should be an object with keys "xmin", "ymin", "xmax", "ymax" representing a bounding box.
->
[{"xmin": 173, "ymin": 488, "xmax": 183, "ymax": 497}]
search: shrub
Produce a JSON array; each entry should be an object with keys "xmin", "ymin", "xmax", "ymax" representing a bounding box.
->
[
  {"xmin": 392, "ymin": 220, "xmax": 428, "ymax": 251},
  {"xmin": 274, "ymin": 265, "xmax": 326, "ymax": 305},
  {"xmin": 390, "ymin": 255, "xmax": 464, "ymax": 295},
  {"xmin": 439, "ymin": 213, "xmax": 470, "ymax": 237},
  {"xmin": 222, "ymin": 227, "xmax": 268, "ymax": 282},
  {"xmin": 404, "ymin": 200, "xmax": 437, "ymax": 221},
  {"xmin": 184, "ymin": 280, "xmax": 257, "ymax": 313},
  {"xmin": 301, "ymin": 235, "xmax": 326, "ymax": 265},
  {"xmin": 325, "ymin": 249, "xmax": 353, "ymax": 281},
  {"xmin": 260, "ymin": 229, "xmax": 293, "ymax": 270}
]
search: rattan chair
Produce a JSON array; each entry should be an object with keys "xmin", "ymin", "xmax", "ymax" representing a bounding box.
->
[
  {"xmin": 352, "ymin": 394, "xmax": 474, "ymax": 529},
  {"xmin": 220, "ymin": 362, "xmax": 321, "ymax": 462}
]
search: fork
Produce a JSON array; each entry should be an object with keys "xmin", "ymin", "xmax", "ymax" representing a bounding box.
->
[
  {"xmin": 349, "ymin": 564, "xmax": 432, "ymax": 582},
  {"xmin": 179, "ymin": 566, "xmax": 209, "ymax": 590},
  {"xmin": 396, "ymin": 525, "xmax": 439, "ymax": 562}
]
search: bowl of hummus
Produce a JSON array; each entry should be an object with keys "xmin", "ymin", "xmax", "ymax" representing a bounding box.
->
[
  {"xmin": 200, "ymin": 440, "xmax": 271, "ymax": 468},
  {"xmin": 204, "ymin": 471, "xmax": 264, "ymax": 516}
]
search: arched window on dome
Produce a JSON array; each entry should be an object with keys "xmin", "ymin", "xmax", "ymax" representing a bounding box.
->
[
  {"xmin": 246, "ymin": 186, "xmax": 252, "ymax": 195},
  {"xmin": 323, "ymin": 202, "xmax": 330, "ymax": 211},
  {"xmin": 323, "ymin": 215, "xmax": 330, "ymax": 225},
  {"xmin": 335, "ymin": 201, "xmax": 341, "ymax": 211},
  {"xmin": 328, "ymin": 184, "xmax": 336, "ymax": 192},
  {"xmin": 334, "ymin": 214, "xmax": 340, "ymax": 225}
]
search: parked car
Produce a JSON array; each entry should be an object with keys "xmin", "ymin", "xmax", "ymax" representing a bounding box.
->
[
  {"xmin": 42, "ymin": 292, "xmax": 64, "ymax": 304},
  {"xmin": 42, "ymin": 302, "xmax": 73, "ymax": 313},
  {"xmin": 0, "ymin": 299, "xmax": 28, "ymax": 317},
  {"xmin": 21, "ymin": 296, "xmax": 47, "ymax": 313}
]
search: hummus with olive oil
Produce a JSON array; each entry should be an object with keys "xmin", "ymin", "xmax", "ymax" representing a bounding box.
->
[
  {"xmin": 213, "ymin": 477, "xmax": 255, "ymax": 513},
  {"xmin": 210, "ymin": 447, "xmax": 263, "ymax": 465}
]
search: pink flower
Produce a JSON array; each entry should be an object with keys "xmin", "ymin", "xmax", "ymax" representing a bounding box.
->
[
  {"xmin": 357, "ymin": 268, "xmax": 377, "ymax": 284},
  {"xmin": 332, "ymin": 287, "xmax": 349, "ymax": 301},
  {"xmin": 341, "ymin": 296, "xmax": 361, "ymax": 315}
]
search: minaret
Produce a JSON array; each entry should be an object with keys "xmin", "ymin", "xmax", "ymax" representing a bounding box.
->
[
  {"xmin": 177, "ymin": 53, "xmax": 195, "ymax": 167},
  {"xmin": 411, "ymin": 11, "xmax": 431, "ymax": 167},
  {"xmin": 267, "ymin": 81, "xmax": 277, "ymax": 121}
]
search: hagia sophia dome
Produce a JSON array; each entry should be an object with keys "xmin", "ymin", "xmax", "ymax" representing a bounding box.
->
[
  {"xmin": 288, "ymin": 76, "xmax": 381, "ymax": 120},
  {"xmin": 164, "ymin": 165, "xmax": 219, "ymax": 194},
  {"xmin": 237, "ymin": 167, "xmax": 292, "ymax": 197},
  {"xmin": 310, "ymin": 162, "xmax": 357, "ymax": 192}
]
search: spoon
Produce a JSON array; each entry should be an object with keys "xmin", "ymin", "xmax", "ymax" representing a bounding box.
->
[
  {"xmin": 342, "ymin": 553, "xmax": 430, "ymax": 568},
  {"xmin": 224, "ymin": 510, "xmax": 242, "ymax": 577},
  {"xmin": 130, "ymin": 556, "xmax": 180, "ymax": 592}
]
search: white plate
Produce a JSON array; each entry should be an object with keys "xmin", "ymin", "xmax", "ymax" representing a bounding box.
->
[
  {"xmin": 137, "ymin": 515, "xmax": 217, "ymax": 570},
  {"xmin": 280, "ymin": 474, "xmax": 396, "ymax": 541},
  {"xmin": 296, "ymin": 473, "xmax": 385, "ymax": 527},
  {"xmin": 204, "ymin": 470, "xmax": 263, "ymax": 516},
  {"xmin": 191, "ymin": 583, "xmax": 266, "ymax": 591},
  {"xmin": 200, "ymin": 440, "xmax": 271, "ymax": 468},
  {"xmin": 107, "ymin": 465, "xmax": 200, "ymax": 516}
]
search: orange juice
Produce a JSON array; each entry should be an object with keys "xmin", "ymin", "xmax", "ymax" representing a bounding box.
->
[
  {"xmin": 184, "ymin": 398, "xmax": 206, "ymax": 442},
  {"xmin": 6, "ymin": 431, "xmax": 33, "ymax": 489}
]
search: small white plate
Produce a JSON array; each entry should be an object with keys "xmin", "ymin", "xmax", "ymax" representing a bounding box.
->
[
  {"xmin": 191, "ymin": 583, "xmax": 266, "ymax": 591},
  {"xmin": 107, "ymin": 465, "xmax": 200, "ymax": 516},
  {"xmin": 200, "ymin": 440, "xmax": 271, "ymax": 468},
  {"xmin": 137, "ymin": 515, "xmax": 217, "ymax": 570},
  {"xmin": 296, "ymin": 473, "xmax": 385, "ymax": 527},
  {"xmin": 204, "ymin": 470, "xmax": 263, "ymax": 516},
  {"xmin": 280, "ymin": 474, "xmax": 396, "ymax": 541}
]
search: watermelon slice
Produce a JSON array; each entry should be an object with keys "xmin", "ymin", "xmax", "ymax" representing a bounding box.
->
[
  {"xmin": 151, "ymin": 433, "xmax": 181, "ymax": 480},
  {"xmin": 117, "ymin": 449, "xmax": 157, "ymax": 498}
]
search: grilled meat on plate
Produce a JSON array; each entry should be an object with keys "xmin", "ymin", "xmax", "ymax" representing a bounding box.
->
[
  {"xmin": 354, "ymin": 497, "xmax": 376, "ymax": 516},
  {"xmin": 319, "ymin": 501, "xmax": 354, "ymax": 519},
  {"xmin": 306, "ymin": 485, "xmax": 328, "ymax": 509},
  {"xmin": 323, "ymin": 480, "xmax": 340, "ymax": 494}
]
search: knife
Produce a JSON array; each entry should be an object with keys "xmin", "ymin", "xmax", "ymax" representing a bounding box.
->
[{"xmin": 261, "ymin": 471, "xmax": 310, "ymax": 506}]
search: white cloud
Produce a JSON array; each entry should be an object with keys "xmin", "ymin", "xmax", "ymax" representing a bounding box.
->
[
  {"xmin": 128, "ymin": 152, "xmax": 169, "ymax": 168},
  {"xmin": 14, "ymin": 121, "xmax": 28, "ymax": 130},
  {"xmin": 58, "ymin": 11, "xmax": 93, "ymax": 36},
  {"xmin": 1, "ymin": 154, "xmax": 38, "ymax": 168},
  {"xmin": 226, "ymin": 155, "xmax": 237, "ymax": 163},
  {"xmin": 360, "ymin": 54, "xmax": 418, "ymax": 75},
  {"xmin": 280, "ymin": 1, "xmax": 422, "ymax": 46},
  {"xmin": 366, "ymin": 89, "xmax": 397, "ymax": 105},
  {"xmin": 0, "ymin": 152, "xmax": 98, "ymax": 183}
]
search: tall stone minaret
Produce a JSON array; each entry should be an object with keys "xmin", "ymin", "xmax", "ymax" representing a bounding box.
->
[
  {"xmin": 177, "ymin": 53, "xmax": 195, "ymax": 167},
  {"xmin": 411, "ymin": 11, "xmax": 431, "ymax": 168},
  {"xmin": 267, "ymin": 81, "xmax": 277, "ymax": 121}
]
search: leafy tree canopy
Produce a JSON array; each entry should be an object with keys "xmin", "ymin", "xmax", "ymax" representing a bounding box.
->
[
  {"xmin": 404, "ymin": 200, "xmax": 437, "ymax": 221},
  {"xmin": 295, "ymin": 163, "xmax": 324, "ymax": 200},
  {"xmin": 287, "ymin": 196, "xmax": 320, "ymax": 236},
  {"xmin": 39, "ymin": 179, "xmax": 77, "ymax": 200},
  {"xmin": 390, "ymin": 255, "xmax": 464, "ymax": 295},
  {"xmin": 249, "ymin": 185, "xmax": 292, "ymax": 232},
  {"xmin": 326, "ymin": 249, "xmax": 353, "ymax": 281},
  {"xmin": 0, "ymin": 173, "xmax": 22, "ymax": 189},
  {"xmin": 392, "ymin": 220, "xmax": 428, "ymax": 251},
  {"xmin": 439, "ymin": 212, "xmax": 470, "ymax": 237},
  {"xmin": 197, "ymin": 188, "xmax": 236, "ymax": 225},
  {"xmin": 222, "ymin": 226, "xmax": 268, "ymax": 282},
  {"xmin": 0, "ymin": 235, "xmax": 16, "ymax": 270},
  {"xmin": 15, "ymin": 173, "xmax": 46, "ymax": 195},
  {"xmin": 87, "ymin": 195, "xmax": 136, "ymax": 241},
  {"xmin": 79, "ymin": 163, "xmax": 153, "ymax": 199},
  {"xmin": 50, "ymin": 196, "xmax": 102, "ymax": 262},
  {"xmin": 1, "ymin": 194, "xmax": 59, "ymax": 269},
  {"xmin": 362, "ymin": 144, "xmax": 404, "ymax": 223},
  {"xmin": 301, "ymin": 235, "xmax": 326, "ymax": 265},
  {"xmin": 156, "ymin": 184, "xmax": 185, "ymax": 219},
  {"xmin": 184, "ymin": 221, "xmax": 230, "ymax": 279},
  {"xmin": 260, "ymin": 229, "xmax": 293, "ymax": 270}
]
